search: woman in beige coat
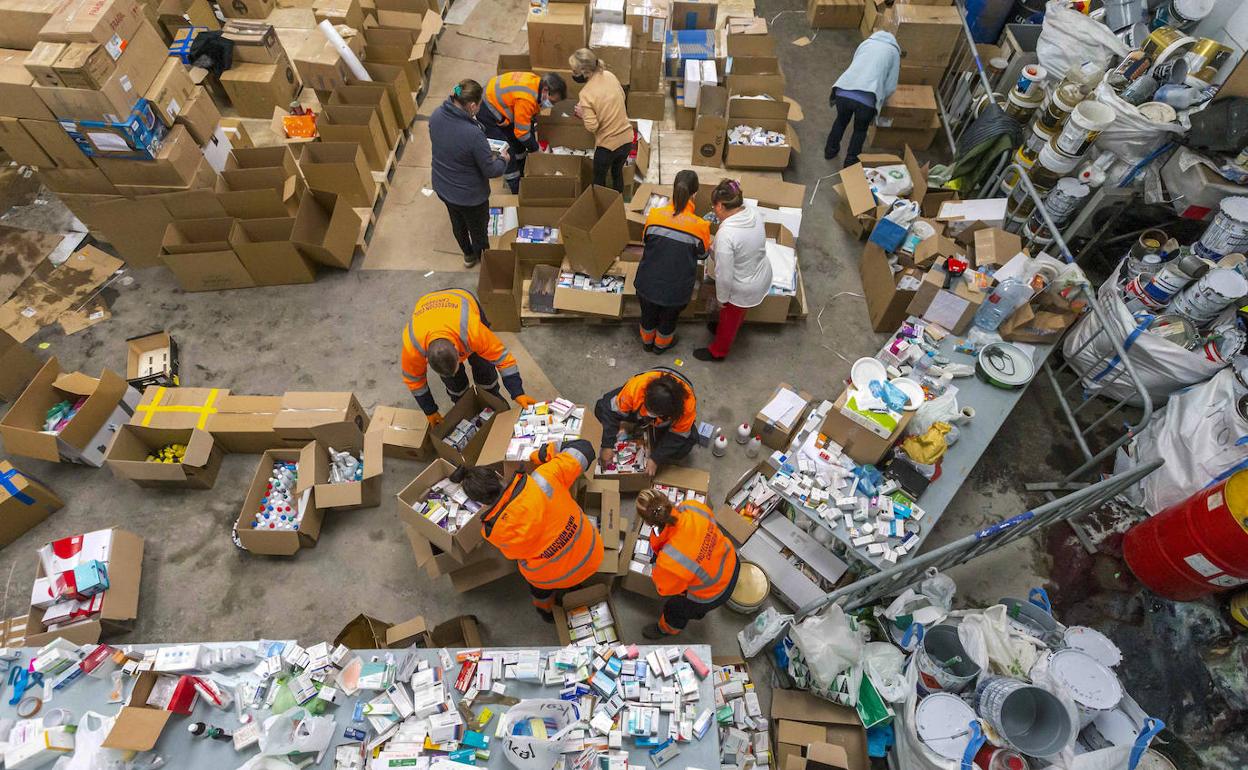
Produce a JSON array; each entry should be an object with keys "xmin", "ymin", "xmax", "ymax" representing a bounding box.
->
[{"xmin": 569, "ymin": 48, "xmax": 634, "ymax": 192}]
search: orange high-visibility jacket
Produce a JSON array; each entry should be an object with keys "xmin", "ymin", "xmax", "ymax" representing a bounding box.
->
[
  {"xmin": 485, "ymin": 72, "xmax": 542, "ymax": 145},
  {"xmin": 482, "ymin": 439, "xmax": 604, "ymax": 590},
  {"xmin": 648, "ymin": 500, "xmax": 738, "ymax": 602},
  {"xmin": 598, "ymin": 368, "xmax": 697, "ymax": 444},
  {"xmin": 401, "ymin": 289, "xmax": 521, "ymax": 412}
]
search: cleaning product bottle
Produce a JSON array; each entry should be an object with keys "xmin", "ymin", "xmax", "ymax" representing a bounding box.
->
[{"xmin": 972, "ymin": 278, "xmax": 1033, "ymax": 331}]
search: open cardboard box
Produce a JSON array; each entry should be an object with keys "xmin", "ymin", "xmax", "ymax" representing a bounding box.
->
[
  {"xmin": 717, "ymin": 461, "xmax": 777, "ymax": 544},
  {"xmin": 334, "ymin": 612, "xmax": 484, "ymax": 649},
  {"xmin": 972, "ymin": 226, "xmax": 1023, "ymax": 270},
  {"xmin": 204, "ymin": 395, "xmax": 284, "ymax": 453},
  {"xmin": 23, "ymin": 528, "xmax": 143, "ymax": 646},
  {"xmin": 593, "ymin": 433, "xmax": 653, "ymax": 492},
  {"xmin": 106, "ymin": 425, "xmax": 224, "ymax": 489},
  {"xmin": 0, "ymin": 461, "xmax": 62, "ymax": 547},
  {"xmin": 298, "ymin": 422, "xmax": 384, "ymax": 510},
  {"xmin": 124, "ymin": 331, "xmax": 178, "ymax": 390},
  {"xmin": 745, "ymin": 223, "xmax": 804, "ymax": 323},
  {"xmin": 403, "ymin": 519, "xmax": 498, "ymax": 576},
  {"xmin": 368, "ymin": 405, "xmax": 432, "ymax": 461},
  {"xmin": 860, "ymin": 242, "xmax": 926, "ymax": 332},
  {"xmin": 620, "ymin": 466, "xmax": 711, "ymax": 598},
  {"xmin": 552, "ymin": 259, "xmax": 637, "ymax": 318},
  {"xmin": 102, "ymin": 671, "xmax": 180, "ymax": 752},
  {"xmin": 772, "ymin": 689, "xmax": 869, "ymax": 770},
  {"xmin": 906, "ymin": 257, "xmax": 987, "ymax": 335},
  {"xmin": 0, "ymin": 330, "xmax": 44, "ymax": 403},
  {"xmin": 159, "ymin": 218, "xmax": 255, "ymax": 293},
  {"xmin": 216, "ymin": 166, "xmax": 303, "ymax": 218},
  {"xmin": 273, "ymin": 391, "xmax": 369, "ymax": 443},
  {"xmin": 476, "ymin": 402, "xmax": 604, "ymax": 477},
  {"xmin": 430, "ymin": 387, "xmax": 510, "ymax": 466},
  {"xmin": 478, "ymin": 249, "xmax": 523, "ymax": 333},
  {"xmin": 558, "ymin": 185, "xmax": 630, "ymax": 280},
  {"xmin": 396, "ymin": 458, "xmax": 486, "ymax": 556},
  {"xmin": 236, "ymin": 448, "xmax": 324, "ymax": 556},
  {"xmin": 580, "ymin": 478, "xmax": 628, "ymax": 581},
  {"xmin": 0, "ymin": 358, "xmax": 137, "ymax": 466},
  {"xmin": 752, "ymin": 381, "xmax": 813, "ymax": 451},
  {"xmin": 821, "ymin": 388, "xmax": 912, "ymax": 466},
  {"xmin": 553, "ymin": 582, "xmax": 624, "ymax": 645},
  {"xmin": 724, "ymin": 97, "xmax": 798, "ymax": 170}
]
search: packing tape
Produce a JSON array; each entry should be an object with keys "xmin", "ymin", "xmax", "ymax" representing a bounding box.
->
[
  {"xmin": 0, "ymin": 469, "xmax": 35, "ymax": 505},
  {"xmin": 17, "ymin": 695, "xmax": 42, "ymax": 717},
  {"xmin": 135, "ymin": 387, "xmax": 221, "ymax": 428}
]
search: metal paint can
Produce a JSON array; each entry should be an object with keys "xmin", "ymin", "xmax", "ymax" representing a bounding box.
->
[
  {"xmin": 1109, "ymin": 49, "xmax": 1154, "ymax": 91},
  {"xmin": 1041, "ymin": 177, "xmax": 1090, "ymax": 224},
  {"xmin": 1031, "ymin": 143, "xmax": 1080, "ymax": 189},
  {"xmin": 726, "ymin": 561, "xmax": 769, "ymax": 614},
  {"xmin": 915, "ymin": 692, "xmax": 978, "ymax": 760},
  {"xmin": 1052, "ymin": 101, "xmax": 1116, "ymax": 156},
  {"xmin": 1195, "ymin": 196, "xmax": 1248, "ymax": 261},
  {"xmin": 1170, "ymin": 268, "xmax": 1248, "ymax": 326},
  {"xmin": 916, "ymin": 623, "xmax": 981, "ymax": 694},
  {"xmin": 1035, "ymin": 84, "xmax": 1082, "ymax": 135},
  {"xmin": 1204, "ymin": 319, "xmax": 1246, "ymax": 363},
  {"xmin": 1142, "ymin": 26, "xmax": 1197, "ymax": 65},
  {"xmin": 975, "ymin": 677, "xmax": 1073, "ymax": 757},
  {"xmin": 1153, "ymin": 0, "xmax": 1216, "ymax": 32},
  {"xmin": 1048, "ymin": 649, "xmax": 1123, "ymax": 728},
  {"xmin": 1014, "ymin": 64, "xmax": 1048, "ymax": 99}
]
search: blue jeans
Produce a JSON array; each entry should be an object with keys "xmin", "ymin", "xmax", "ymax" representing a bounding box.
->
[{"xmin": 825, "ymin": 95, "xmax": 877, "ymax": 164}]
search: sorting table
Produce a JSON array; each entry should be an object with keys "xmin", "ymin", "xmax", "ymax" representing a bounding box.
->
[
  {"xmin": 0, "ymin": 643, "xmax": 720, "ymax": 769},
  {"xmin": 772, "ymin": 327, "xmax": 1058, "ymax": 572}
]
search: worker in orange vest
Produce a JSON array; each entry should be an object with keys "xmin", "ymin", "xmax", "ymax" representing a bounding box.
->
[
  {"xmin": 459, "ymin": 439, "xmax": 604, "ymax": 620},
  {"xmin": 594, "ymin": 368, "xmax": 698, "ymax": 470},
  {"xmin": 480, "ymin": 71, "xmax": 568, "ymax": 192},
  {"xmin": 401, "ymin": 288, "xmax": 535, "ymax": 426},
  {"xmin": 635, "ymin": 487, "xmax": 740, "ymax": 638}
]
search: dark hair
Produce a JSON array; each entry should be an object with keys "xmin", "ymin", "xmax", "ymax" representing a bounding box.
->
[
  {"xmin": 644, "ymin": 375, "xmax": 685, "ymax": 420},
  {"xmin": 427, "ymin": 339, "xmax": 460, "ymax": 377},
  {"xmin": 711, "ymin": 178, "xmax": 744, "ymax": 210},
  {"xmin": 541, "ymin": 72, "xmax": 567, "ymax": 102},
  {"xmin": 452, "ymin": 79, "xmax": 483, "ymax": 106},
  {"xmin": 672, "ymin": 170, "xmax": 699, "ymax": 213},
  {"xmin": 460, "ymin": 467, "xmax": 504, "ymax": 506},
  {"xmin": 636, "ymin": 488, "xmax": 678, "ymax": 528}
]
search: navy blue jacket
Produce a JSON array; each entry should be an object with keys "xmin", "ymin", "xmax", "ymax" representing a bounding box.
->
[{"xmin": 428, "ymin": 98, "xmax": 507, "ymax": 206}]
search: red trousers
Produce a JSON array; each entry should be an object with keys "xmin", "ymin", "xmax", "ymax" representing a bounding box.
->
[{"xmin": 708, "ymin": 302, "xmax": 748, "ymax": 358}]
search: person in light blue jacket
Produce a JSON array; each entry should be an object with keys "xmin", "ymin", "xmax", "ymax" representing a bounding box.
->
[{"xmin": 824, "ymin": 30, "xmax": 901, "ymax": 167}]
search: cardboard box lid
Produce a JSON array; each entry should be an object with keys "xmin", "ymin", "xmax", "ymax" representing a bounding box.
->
[
  {"xmin": 369, "ymin": 405, "xmax": 429, "ymax": 447},
  {"xmin": 772, "ymin": 688, "xmax": 862, "ymax": 725},
  {"xmin": 883, "ymin": 83, "xmax": 936, "ymax": 113},
  {"xmin": 777, "ymin": 719, "xmax": 828, "ymax": 746},
  {"xmin": 787, "ymin": 743, "xmax": 854, "ymax": 770},
  {"xmin": 104, "ymin": 705, "xmax": 172, "ymax": 751},
  {"xmin": 653, "ymin": 465, "xmax": 710, "ymax": 493},
  {"xmin": 275, "ymin": 391, "xmax": 365, "ymax": 428},
  {"xmin": 558, "ymin": 185, "xmax": 629, "ymax": 279}
]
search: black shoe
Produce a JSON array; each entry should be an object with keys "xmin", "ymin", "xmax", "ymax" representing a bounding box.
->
[
  {"xmin": 653, "ymin": 339, "xmax": 675, "ymax": 354},
  {"xmin": 843, "ymin": 157, "xmax": 860, "ymax": 169},
  {"xmin": 824, "ymin": 147, "xmax": 839, "ymax": 160},
  {"xmin": 706, "ymin": 320, "xmax": 718, "ymax": 334},
  {"xmin": 535, "ymin": 608, "xmax": 555, "ymax": 623},
  {"xmin": 463, "ymin": 252, "xmax": 480, "ymax": 268},
  {"xmin": 693, "ymin": 347, "xmax": 724, "ymax": 362},
  {"xmin": 642, "ymin": 623, "xmax": 667, "ymax": 640},
  {"xmin": 642, "ymin": 342, "xmax": 655, "ymax": 352}
]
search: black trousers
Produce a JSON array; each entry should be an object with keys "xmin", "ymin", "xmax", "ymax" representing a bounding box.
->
[
  {"xmin": 440, "ymin": 197, "xmax": 490, "ymax": 258},
  {"xmin": 593, "ymin": 143, "xmax": 632, "ymax": 192},
  {"xmin": 638, "ymin": 297, "xmax": 685, "ymax": 350},
  {"xmin": 440, "ymin": 352, "xmax": 502, "ymax": 403},
  {"xmin": 530, "ymin": 579, "xmax": 590, "ymax": 615},
  {"xmin": 660, "ymin": 561, "xmax": 740, "ymax": 632},
  {"xmin": 825, "ymin": 95, "xmax": 876, "ymax": 165}
]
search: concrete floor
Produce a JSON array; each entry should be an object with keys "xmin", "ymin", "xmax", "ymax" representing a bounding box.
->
[{"xmin": 0, "ymin": 0, "xmax": 1236, "ymax": 764}]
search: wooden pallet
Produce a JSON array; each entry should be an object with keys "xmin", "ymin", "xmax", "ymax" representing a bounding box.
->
[{"xmin": 353, "ymin": 174, "xmax": 391, "ymax": 250}]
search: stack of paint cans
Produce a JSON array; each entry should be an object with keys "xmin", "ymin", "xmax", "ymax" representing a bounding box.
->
[{"xmin": 1002, "ymin": 64, "xmax": 1047, "ymax": 123}]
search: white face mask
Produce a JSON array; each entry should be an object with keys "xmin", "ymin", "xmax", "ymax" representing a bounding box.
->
[{"xmin": 541, "ymin": 98, "xmax": 553, "ymax": 108}]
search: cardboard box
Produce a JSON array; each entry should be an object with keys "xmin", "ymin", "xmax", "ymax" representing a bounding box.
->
[
  {"xmin": 716, "ymin": 461, "xmax": 777, "ymax": 543},
  {"xmin": 581, "ymin": 479, "xmax": 627, "ymax": 572},
  {"xmin": 24, "ymin": 41, "xmax": 65, "ymax": 87},
  {"xmin": 293, "ymin": 33, "xmax": 354, "ymax": 93},
  {"xmin": 631, "ymin": 47, "xmax": 662, "ymax": 91},
  {"xmin": 356, "ymin": 61, "xmax": 417, "ymax": 128},
  {"xmin": 313, "ymin": 0, "xmax": 362, "ymax": 29},
  {"xmin": 627, "ymin": 89, "xmax": 664, "ymax": 121},
  {"xmin": 221, "ymin": 61, "xmax": 300, "ymax": 118},
  {"xmin": 906, "ymin": 256, "xmax": 986, "ymax": 334},
  {"xmin": 105, "ymin": 425, "xmax": 224, "ymax": 489},
  {"xmin": 396, "ymin": 458, "xmax": 486, "ymax": 557},
  {"xmin": 319, "ymin": 103, "xmax": 389, "ymax": 172},
  {"xmin": 807, "ymin": 0, "xmax": 863, "ymax": 28},
  {"xmin": 219, "ymin": 0, "xmax": 273, "ymax": 19},
  {"xmin": 235, "ymin": 449, "xmax": 324, "ymax": 556},
  {"xmin": 130, "ymin": 386, "xmax": 227, "ymax": 430},
  {"xmin": 430, "ymin": 387, "xmax": 509, "ymax": 467},
  {"xmin": 0, "ymin": 0, "xmax": 65, "ymax": 49},
  {"xmin": 625, "ymin": 0, "xmax": 667, "ymax": 51},
  {"xmin": 24, "ymin": 528, "xmax": 143, "ymax": 646},
  {"xmin": 39, "ymin": 0, "xmax": 145, "ymax": 45},
  {"xmin": 95, "ymin": 124, "xmax": 201, "ymax": 187},
  {"xmin": 552, "ymin": 259, "xmax": 635, "ymax": 318},
  {"xmin": 553, "ymin": 583, "xmax": 622, "ymax": 645},
  {"xmin": 478, "ymin": 249, "xmax": 522, "ymax": 333},
  {"xmin": 692, "ymin": 84, "xmax": 726, "ymax": 168},
  {"xmin": 156, "ymin": 0, "xmax": 217, "ymax": 39},
  {"xmin": 174, "ymin": 85, "xmax": 221, "ymax": 145},
  {"xmin": 868, "ymin": 116, "xmax": 941, "ymax": 151},
  {"xmin": 203, "ymin": 394, "xmax": 282, "ymax": 453},
  {"xmin": 159, "ymin": 218, "xmax": 256, "ymax": 293},
  {"xmin": 101, "ymin": 671, "xmax": 178, "ymax": 751},
  {"xmin": 724, "ymin": 16, "xmax": 773, "ymax": 57},
  {"xmin": 671, "ymin": 0, "xmax": 714, "ymax": 29},
  {"xmin": 217, "ymin": 156, "xmax": 301, "ymax": 218},
  {"xmin": 33, "ymin": 22, "xmax": 167, "ymax": 122},
  {"xmin": 335, "ymin": 612, "xmax": 484, "ymax": 650},
  {"xmin": 0, "ymin": 359, "xmax": 137, "ymax": 465},
  {"xmin": 403, "ymin": 520, "xmax": 499, "ymax": 576},
  {"xmin": 834, "ymin": 149, "xmax": 928, "ymax": 239},
  {"xmin": 77, "ymin": 195, "xmax": 171, "ymax": 268},
  {"xmin": 273, "ymin": 391, "xmax": 368, "ymax": 442},
  {"xmin": 298, "ymin": 422, "xmax": 384, "ymax": 510},
  {"xmin": 0, "ymin": 115, "xmax": 52, "ymax": 165},
  {"xmin": 822, "ymin": 388, "xmax": 912, "ymax": 466},
  {"xmin": 745, "ymin": 223, "xmax": 804, "ymax": 323},
  {"xmin": 527, "ymin": 3, "xmax": 588, "ymax": 70},
  {"xmin": 52, "ymin": 41, "xmax": 115, "ymax": 90},
  {"xmin": 232, "ymin": 217, "xmax": 317, "ymax": 286},
  {"xmin": 620, "ymin": 466, "xmax": 709, "ymax": 597},
  {"xmin": 724, "ymin": 96, "xmax": 797, "ymax": 170},
  {"xmin": 476, "ymin": 401, "xmax": 604, "ymax": 477},
  {"xmin": 878, "ymin": 84, "xmax": 936, "ymax": 129},
  {"xmin": 368, "ymin": 405, "xmax": 431, "ymax": 461},
  {"xmin": 899, "ymin": 62, "xmax": 945, "ymax": 87},
  {"xmin": 360, "ymin": 28, "xmax": 422, "ymax": 97},
  {"xmin": 771, "ymin": 689, "xmax": 869, "ymax": 770},
  {"xmin": 142, "ymin": 57, "xmax": 194, "ymax": 127},
  {"xmin": 884, "ymin": 4, "xmax": 961, "ymax": 67},
  {"xmin": 0, "ymin": 461, "xmax": 62, "ymax": 547},
  {"xmin": 589, "ymin": 21, "xmax": 631, "ymax": 85},
  {"xmin": 290, "ymin": 189, "xmax": 360, "ymax": 270},
  {"xmin": 860, "ymin": 242, "xmax": 925, "ymax": 332},
  {"xmin": 0, "ymin": 49, "xmax": 55, "ymax": 119},
  {"xmin": 972, "ymin": 227, "xmax": 1022, "ymax": 270},
  {"xmin": 0, "ymin": 330, "xmax": 44, "ymax": 403},
  {"xmin": 124, "ymin": 331, "xmax": 177, "ymax": 390},
  {"xmin": 558, "ymin": 185, "xmax": 629, "ymax": 280},
  {"xmin": 221, "ymin": 19, "xmax": 283, "ymax": 61},
  {"xmin": 752, "ymin": 382, "xmax": 812, "ymax": 451},
  {"xmin": 298, "ymin": 140, "xmax": 376, "ymax": 207}
]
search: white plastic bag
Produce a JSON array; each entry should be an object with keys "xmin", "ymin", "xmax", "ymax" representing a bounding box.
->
[
  {"xmin": 862, "ymin": 642, "xmax": 909, "ymax": 703},
  {"xmin": 1035, "ymin": 1, "xmax": 1127, "ymax": 86},
  {"xmin": 1115, "ymin": 367, "xmax": 1248, "ymax": 514},
  {"xmin": 865, "ymin": 164, "xmax": 913, "ymax": 201},
  {"xmin": 958, "ymin": 605, "xmax": 1043, "ymax": 679},
  {"xmin": 258, "ymin": 708, "xmax": 335, "ymax": 759},
  {"xmin": 499, "ymin": 699, "xmax": 582, "ymax": 770},
  {"xmin": 57, "ymin": 713, "xmax": 130, "ymax": 770},
  {"xmin": 737, "ymin": 606, "xmax": 793, "ymax": 658},
  {"xmin": 1061, "ymin": 261, "xmax": 1227, "ymax": 405},
  {"xmin": 789, "ymin": 604, "xmax": 866, "ymax": 687},
  {"xmin": 909, "ymin": 390, "xmax": 960, "ymax": 436},
  {"xmin": 1090, "ymin": 80, "xmax": 1188, "ymax": 167}
]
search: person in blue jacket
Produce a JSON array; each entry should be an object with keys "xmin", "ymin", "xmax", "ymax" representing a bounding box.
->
[
  {"xmin": 824, "ymin": 30, "xmax": 901, "ymax": 167},
  {"xmin": 428, "ymin": 79, "xmax": 509, "ymax": 268}
]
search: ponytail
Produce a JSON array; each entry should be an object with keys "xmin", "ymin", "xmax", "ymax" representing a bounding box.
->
[{"xmin": 672, "ymin": 169, "xmax": 699, "ymax": 214}]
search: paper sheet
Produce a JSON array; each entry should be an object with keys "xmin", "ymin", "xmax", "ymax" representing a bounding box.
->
[
  {"xmin": 923, "ymin": 290, "xmax": 969, "ymax": 332},
  {"xmin": 760, "ymin": 388, "xmax": 807, "ymax": 427}
]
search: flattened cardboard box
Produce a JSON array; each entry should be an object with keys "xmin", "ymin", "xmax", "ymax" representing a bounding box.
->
[
  {"xmin": 105, "ymin": 425, "xmax": 224, "ymax": 489},
  {"xmin": 0, "ymin": 460, "xmax": 62, "ymax": 547},
  {"xmin": 368, "ymin": 405, "xmax": 432, "ymax": 461},
  {"xmin": 236, "ymin": 448, "xmax": 324, "ymax": 556}
]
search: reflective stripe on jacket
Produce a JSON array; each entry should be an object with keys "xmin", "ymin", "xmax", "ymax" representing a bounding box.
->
[
  {"xmin": 486, "ymin": 72, "xmax": 542, "ymax": 144},
  {"xmin": 594, "ymin": 367, "xmax": 697, "ymax": 448},
  {"xmin": 482, "ymin": 439, "xmax": 604, "ymax": 589},
  {"xmin": 648, "ymin": 500, "xmax": 738, "ymax": 602},
  {"xmin": 635, "ymin": 201, "xmax": 711, "ymax": 307},
  {"xmin": 400, "ymin": 289, "xmax": 520, "ymax": 405}
]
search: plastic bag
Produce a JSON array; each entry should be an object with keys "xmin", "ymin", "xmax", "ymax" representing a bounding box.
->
[
  {"xmin": 900, "ymin": 423, "xmax": 951, "ymax": 465},
  {"xmin": 737, "ymin": 606, "xmax": 793, "ymax": 658},
  {"xmin": 958, "ymin": 605, "xmax": 1042, "ymax": 679},
  {"xmin": 499, "ymin": 699, "xmax": 582, "ymax": 770},
  {"xmin": 919, "ymin": 568, "xmax": 957, "ymax": 612},
  {"xmin": 862, "ymin": 642, "xmax": 909, "ymax": 704},
  {"xmin": 869, "ymin": 200, "xmax": 921, "ymax": 253},
  {"xmin": 57, "ymin": 713, "xmax": 130, "ymax": 770},
  {"xmin": 1035, "ymin": 1, "xmax": 1127, "ymax": 88},
  {"xmin": 1115, "ymin": 367, "xmax": 1248, "ymax": 514},
  {"xmin": 910, "ymin": 390, "xmax": 960, "ymax": 436},
  {"xmin": 865, "ymin": 164, "xmax": 913, "ymax": 200},
  {"xmin": 258, "ymin": 708, "xmax": 335, "ymax": 758},
  {"xmin": 1090, "ymin": 80, "xmax": 1188, "ymax": 167},
  {"xmin": 789, "ymin": 604, "xmax": 866, "ymax": 687}
]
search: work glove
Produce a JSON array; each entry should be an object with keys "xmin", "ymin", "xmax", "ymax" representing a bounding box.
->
[
  {"xmin": 427, "ymin": 412, "xmax": 444, "ymax": 428},
  {"xmin": 515, "ymin": 395, "xmax": 537, "ymax": 407}
]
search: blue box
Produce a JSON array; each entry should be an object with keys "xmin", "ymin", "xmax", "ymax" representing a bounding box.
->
[
  {"xmin": 665, "ymin": 29, "xmax": 715, "ymax": 79},
  {"xmin": 62, "ymin": 99, "xmax": 167, "ymax": 160},
  {"xmin": 72, "ymin": 560, "xmax": 109, "ymax": 597}
]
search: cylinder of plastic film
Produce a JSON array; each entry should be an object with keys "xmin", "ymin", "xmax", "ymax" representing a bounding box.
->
[{"xmin": 318, "ymin": 20, "xmax": 370, "ymax": 81}]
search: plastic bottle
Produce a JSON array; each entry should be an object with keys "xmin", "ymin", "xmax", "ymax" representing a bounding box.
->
[
  {"xmin": 734, "ymin": 422, "xmax": 751, "ymax": 444},
  {"xmin": 972, "ymin": 278, "xmax": 1034, "ymax": 331},
  {"xmin": 745, "ymin": 436, "xmax": 762, "ymax": 458},
  {"xmin": 712, "ymin": 433, "xmax": 728, "ymax": 457}
]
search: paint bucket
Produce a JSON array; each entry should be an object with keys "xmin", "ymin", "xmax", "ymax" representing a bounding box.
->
[
  {"xmin": 1035, "ymin": 84, "xmax": 1082, "ymax": 135},
  {"xmin": 1183, "ymin": 37, "xmax": 1233, "ymax": 73},
  {"xmin": 1022, "ymin": 217, "xmax": 1054, "ymax": 249},
  {"xmin": 975, "ymin": 677, "xmax": 1073, "ymax": 758},
  {"xmin": 1002, "ymin": 212, "xmax": 1027, "ymax": 236},
  {"xmin": 1169, "ymin": 268, "xmax": 1248, "ymax": 326},
  {"xmin": 1007, "ymin": 180, "xmax": 1037, "ymax": 218},
  {"xmin": 1109, "ymin": 49, "xmax": 1154, "ymax": 92},
  {"xmin": 1061, "ymin": 626, "xmax": 1122, "ymax": 667},
  {"xmin": 1138, "ymin": 749, "xmax": 1179, "ymax": 770},
  {"xmin": 1014, "ymin": 64, "xmax": 1048, "ymax": 99},
  {"xmin": 1000, "ymin": 597, "xmax": 1063, "ymax": 644},
  {"xmin": 973, "ymin": 746, "xmax": 1028, "ymax": 770},
  {"xmin": 1146, "ymin": 314, "xmax": 1199, "ymax": 349},
  {"xmin": 1047, "ymin": 649, "xmax": 1123, "ymax": 729},
  {"xmin": 916, "ymin": 624, "xmax": 981, "ymax": 694},
  {"xmin": 1030, "ymin": 143, "xmax": 1079, "ymax": 190},
  {"xmin": 1204, "ymin": 320, "xmax": 1246, "ymax": 363},
  {"xmin": 1142, "ymin": 26, "xmax": 1197, "ymax": 65},
  {"xmin": 1051, "ymin": 101, "xmax": 1115, "ymax": 156},
  {"xmin": 1138, "ymin": 101, "xmax": 1178, "ymax": 123},
  {"xmin": 726, "ymin": 561, "xmax": 769, "ymax": 613},
  {"xmin": 1127, "ymin": 250, "xmax": 1209, "ymax": 310},
  {"xmin": 1195, "ymin": 196, "xmax": 1248, "ymax": 261},
  {"xmin": 1004, "ymin": 87, "xmax": 1044, "ymax": 122},
  {"xmin": 1153, "ymin": 0, "xmax": 1215, "ymax": 31},
  {"xmin": 1230, "ymin": 590, "xmax": 1248, "ymax": 629},
  {"xmin": 915, "ymin": 692, "xmax": 978, "ymax": 760},
  {"xmin": 1042, "ymin": 177, "xmax": 1090, "ymax": 224}
]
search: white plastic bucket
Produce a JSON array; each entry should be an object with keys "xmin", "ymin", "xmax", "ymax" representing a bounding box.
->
[
  {"xmin": 915, "ymin": 624, "xmax": 980, "ymax": 694},
  {"xmin": 1052, "ymin": 101, "xmax": 1116, "ymax": 156},
  {"xmin": 1195, "ymin": 196, "xmax": 1248, "ymax": 260},
  {"xmin": 1169, "ymin": 268, "xmax": 1248, "ymax": 326},
  {"xmin": 1047, "ymin": 649, "xmax": 1123, "ymax": 729}
]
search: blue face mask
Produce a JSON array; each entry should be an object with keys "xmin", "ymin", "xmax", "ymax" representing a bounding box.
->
[{"xmin": 541, "ymin": 98, "xmax": 553, "ymax": 108}]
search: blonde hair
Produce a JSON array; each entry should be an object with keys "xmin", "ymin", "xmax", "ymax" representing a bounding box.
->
[
  {"xmin": 568, "ymin": 48, "xmax": 600, "ymax": 77},
  {"xmin": 636, "ymin": 488, "xmax": 677, "ymax": 528}
]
